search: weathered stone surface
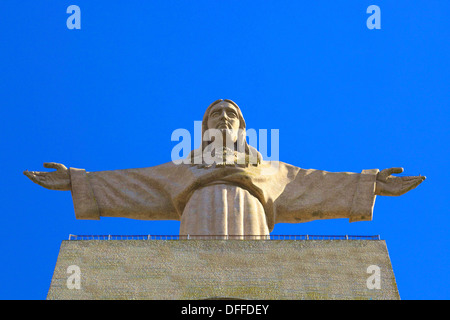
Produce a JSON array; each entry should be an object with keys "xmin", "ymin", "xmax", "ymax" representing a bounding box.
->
[{"xmin": 47, "ymin": 240, "xmax": 400, "ymax": 300}]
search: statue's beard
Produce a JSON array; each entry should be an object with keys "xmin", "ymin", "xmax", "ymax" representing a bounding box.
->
[
  {"xmin": 200, "ymin": 132, "xmax": 243, "ymax": 167},
  {"xmin": 220, "ymin": 129, "xmax": 238, "ymax": 145},
  {"xmin": 207, "ymin": 129, "xmax": 239, "ymax": 149},
  {"xmin": 192, "ymin": 127, "xmax": 260, "ymax": 168}
]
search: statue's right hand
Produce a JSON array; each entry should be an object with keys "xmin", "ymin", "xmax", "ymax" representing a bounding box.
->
[{"xmin": 24, "ymin": 162, "xmax": 71, "ymax": 191}]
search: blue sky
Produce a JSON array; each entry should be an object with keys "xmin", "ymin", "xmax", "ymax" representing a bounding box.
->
[{"xmin": 1, "ymin": 1, "xmax": 448, "ymax": 300}]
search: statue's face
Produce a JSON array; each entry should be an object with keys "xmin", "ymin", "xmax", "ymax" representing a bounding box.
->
[{"xmin": 207, "ymin": 101, "xmax": 241, "ymax": 142}]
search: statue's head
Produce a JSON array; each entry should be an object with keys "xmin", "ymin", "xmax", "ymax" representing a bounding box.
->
[
  {"xmin": 203, "ymin": 99, "xmax": 245, "ymax": 144},
  {"xmin": 188, "ymin": 99, "xmax": 261, "ymax": 166}
]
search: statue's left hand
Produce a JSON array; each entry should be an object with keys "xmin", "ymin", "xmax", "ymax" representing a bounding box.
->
[{"xmin": 375, "ymin": 167, "xmax": 426, "ymax": 196}]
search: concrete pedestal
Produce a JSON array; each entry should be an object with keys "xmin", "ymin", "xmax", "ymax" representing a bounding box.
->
[{"xmin": 47, "ymin": 239, "xmax": 399, "ymax": 300}]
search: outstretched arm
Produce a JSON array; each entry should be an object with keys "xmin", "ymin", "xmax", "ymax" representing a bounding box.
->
[
  {"xmin": 274, "ymin": 166, "xmax": 425, "ymax": 225},
  {"xmin": 24, "ymin": 162, "xmax": 182, "ymax": 221},
  {"xmin": 274, "ymin": 167, "xmax": 379, "ymax": 224}
]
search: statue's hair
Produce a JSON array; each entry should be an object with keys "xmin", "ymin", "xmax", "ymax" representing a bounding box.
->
[{"xmin": 189, "ymin": 99, "xmax": 261, "ymax": 166}]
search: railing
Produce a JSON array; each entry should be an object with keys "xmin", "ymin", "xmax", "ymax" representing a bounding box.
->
[{"xmin": 68, "ymin": 234, "xmax": 381, "ymax": 241}]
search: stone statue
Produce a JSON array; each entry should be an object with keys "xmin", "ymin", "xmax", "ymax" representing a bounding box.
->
[{"xmin": 24, "ymin": 99, "xmax": 425, "ymax": 238}]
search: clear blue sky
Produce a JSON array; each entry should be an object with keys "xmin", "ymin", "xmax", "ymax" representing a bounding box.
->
[{"xmin": 1, "ymin": 1, "xmax": 448, "ymax": 300}]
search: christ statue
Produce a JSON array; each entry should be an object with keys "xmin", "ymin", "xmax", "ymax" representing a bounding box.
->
[{"xmin": 24, "ymin": 99, "xmax": 425, "ymax": 238}]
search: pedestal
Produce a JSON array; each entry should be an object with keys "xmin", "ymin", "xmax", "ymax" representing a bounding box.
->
[{"xmin": 47, "ymin": 239, "xmax": 400, "ymax": 300}]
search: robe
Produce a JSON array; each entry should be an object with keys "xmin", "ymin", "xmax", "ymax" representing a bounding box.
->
[{"xmin": 69, "ymin": 160, "xmax": 379, "ymax": 237}]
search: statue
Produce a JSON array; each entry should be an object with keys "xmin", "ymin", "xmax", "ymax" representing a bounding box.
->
[{"xmin": 24, "ymin": 99, "xmax": 425, "ymax": 238}]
